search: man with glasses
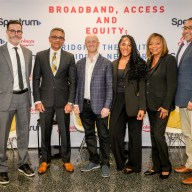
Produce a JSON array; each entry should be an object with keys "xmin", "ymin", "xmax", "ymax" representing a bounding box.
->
[
  {"xmin": 174, "ymin": 17, "xmax": 192, "ymax": 185},
  {"xmin": 0, "ymin": 20, "xmax": 35, "ymax": 185},
  {"xmin": 33, "ymin": 28, "xmax": 76, "ymax": 174}
]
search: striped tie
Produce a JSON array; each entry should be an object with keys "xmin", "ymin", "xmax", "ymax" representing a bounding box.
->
[{"xmin": 51, "ymin": 52, "xmax": 57, "ymax": 75}]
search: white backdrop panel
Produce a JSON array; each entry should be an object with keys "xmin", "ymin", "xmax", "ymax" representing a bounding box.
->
[{"xmin": 0, "ymin": 0, "xmax": 191, "ymax": 147}]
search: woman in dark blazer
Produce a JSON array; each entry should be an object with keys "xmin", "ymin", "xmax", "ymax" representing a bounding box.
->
[
  {"xmin": 144, "ymin": 33, "xmax": 177, "ymax": 179},
  {"xmin": 110, "ymin": 35, "xmax": 147, "ymax": 173}
]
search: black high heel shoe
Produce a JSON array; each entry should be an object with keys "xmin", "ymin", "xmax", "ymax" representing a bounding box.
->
[
  {"xmin": 159, "ymin": 171, "xmax": 171, "ymax": 179},
  {"xmin": 144, "ymin": 170, "xmax": 160, "ymax": 175}
]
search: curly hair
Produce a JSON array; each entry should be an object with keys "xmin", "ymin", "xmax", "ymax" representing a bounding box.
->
[{"xmin": 117, "ymin": 35, "xmax": 147, "ymax": 80}]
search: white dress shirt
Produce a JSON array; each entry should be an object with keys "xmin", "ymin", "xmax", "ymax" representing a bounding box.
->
[
  {"xmin": 84, "ymin": 53, "xmax": 99, "ymax": 100},
  {"xmin": 7, "ymin": 42, "xmax": 27, "ymax": 90}
]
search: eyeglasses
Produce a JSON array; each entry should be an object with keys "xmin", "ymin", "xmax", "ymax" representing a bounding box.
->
[
  {"xmin": 181, "ymin": 26, "xmax": 192, "ymax": 30},
  {"xmin": 8, "ymin": 29, "xmax": 23, "ymax": 35},
  {"xmin": 51, "ymin": 36, "xmax": 64, "ymax": 40}
]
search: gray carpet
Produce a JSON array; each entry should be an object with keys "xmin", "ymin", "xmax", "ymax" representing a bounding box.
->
[{"xmin": 0, "ymin": 148, "xmax": 191, "ymax": 192}]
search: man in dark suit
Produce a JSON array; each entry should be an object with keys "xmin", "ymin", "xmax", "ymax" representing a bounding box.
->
[
  {"xmin": 33, "ymin": 28, "xmax": 76, "ymax": 174},
  {"xmin": 174, "ymin": 17, "xmax": 192, "ymax": 184},
  {"xmin": 0, "ymin": 20, "xmax": 35, "ymax": 185},
  {"xmin": 74, "ymin": 34, "xmax": 113, "ymax": 178}
]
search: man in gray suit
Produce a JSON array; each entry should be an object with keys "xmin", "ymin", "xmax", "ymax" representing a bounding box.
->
[
  {"xmin": 0, "ymin": 20, "xmax": 35, "ymax": 185},
  {"xmin": 174, "ymin": 17, "xmax": 192, "ymax": 184},
  {"xmin": 74, "ymin": 34, "xmax": 113, "ymax": 178},
  {"xmin": 33, "ymin": 28, "xmax": 76, "ymax": 174}
]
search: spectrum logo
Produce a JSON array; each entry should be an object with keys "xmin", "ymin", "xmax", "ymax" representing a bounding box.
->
[
  {"xmin": 0, "ymin": 38, "xmax": 5, "ymax": 45},
  {"xmin": 0, "ymin": 18, "xmax": 41, "ymax": 27},
  {"xmin": 172, "ymin": 18, "xmax": 186, "ymax": 27},
  {"xmin": 21, "ymin": 39, "xmax": 35, "ymax": 47}
]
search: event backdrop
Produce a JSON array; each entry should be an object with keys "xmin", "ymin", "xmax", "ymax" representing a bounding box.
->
[{"xmin": 0, "ymin": 0, "xmax": 191, "ymax": 147}]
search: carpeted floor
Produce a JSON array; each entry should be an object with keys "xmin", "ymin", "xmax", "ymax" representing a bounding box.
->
[{"xmin": 0, "ymin": 147, "xmax": 191, "ymax": 192}]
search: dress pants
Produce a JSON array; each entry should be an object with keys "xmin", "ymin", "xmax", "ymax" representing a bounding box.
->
[
  {"xmin": 110, "ymin": 92, "xmax": 142, "ymax": 172},
  {"xmin": 80, "ymin": 100, "xmax": 110, "ymax": 165},
  {"xmin": 0, "ymin": 92, "xmax": 30, "ymax": 172},
  {"xmin": 147, "ymin": 109, "xmax": 171, "ymax": 172},
  {"xmin": 40, "ymin": 107, "xmax": 71, "ymax": 163},
  {"xmin": 179, "ymin": 108, "xmax": 192, "ymax": 168}
]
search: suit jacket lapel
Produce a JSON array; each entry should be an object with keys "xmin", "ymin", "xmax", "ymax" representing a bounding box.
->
[
  {"xmin": 176, "ymin": 42, "xmax": 184, "ymax": 61},
  {"xmin": 46, "ymin": 49, "xmax": 54, "ymax": 75},
  {"xmin": 113, "ymin": 60, "xmax": 119, "ymax": 91},
  {"xmin": 21, "ymin": 46, "xmax": 29, "ymax": 80},
  {"xmin": 91, "ymin": 54, "xmax": 101, "ymax": 80},
  {"xmin": 178, "ymin": 42, "xmax": 192, "ymax": 67},
  {"xmin": 2, "ymin": 43, "xmax": 13, "ymax": 78},
  {"xmin": 147, "ymin": 56, "xmax": 163, "ymax": 80},
  {"xmin": 124, "ymin": 61, "xmax": 130, "ymax": 78},
  {"xmin": 56, "ymin": 50, "xmax": 65, "ymax": 75},
  {"xmin": 80, "ymin": 58, "xmax": 86, "ymax": 94}
]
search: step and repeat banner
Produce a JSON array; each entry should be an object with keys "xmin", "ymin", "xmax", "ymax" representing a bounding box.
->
[{"xmin": 0, "ymin": 0, "xmax": 191, "ymax": 147}]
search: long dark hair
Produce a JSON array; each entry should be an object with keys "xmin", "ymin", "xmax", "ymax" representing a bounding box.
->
[{"xmin": 117, "ymin": 35, "xmax": 147, "ymax": 80}]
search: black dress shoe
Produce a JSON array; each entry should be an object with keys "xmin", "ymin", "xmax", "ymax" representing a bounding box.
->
[
  {"xmin": 123, "ymin": 168, "xmax": 134, "ymax": 174},
  {"xmin": 0, "ymin": 172, "xmax": 9, "ymax": 185},
  {"xmin": 144, "ymin": 170, "xmax": 160, "ymax": 175},
  {"xmin": 159, "ymin": 171, "xmax": 171, "ymax": 179}
]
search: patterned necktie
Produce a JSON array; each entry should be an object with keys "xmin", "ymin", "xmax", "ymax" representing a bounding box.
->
[
  {"xmin": 14, "ymin": 47, "xmax": 24, "ymax": 90},
  {"xmin": 51, "ymin": 52, "xmax": 57, "ymax": 75}
]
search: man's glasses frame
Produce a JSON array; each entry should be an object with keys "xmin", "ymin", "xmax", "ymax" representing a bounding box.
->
[
  {"xmin": 51, "ymin": 36, "xmax": 64, "ymax": 41},
  {"xmin": 181, "ymin": 26, "xmax": 192, "ymax": 31},
  {"xmin": 8, "ymin": 29, "xmax": 23, "ymax": 35}
]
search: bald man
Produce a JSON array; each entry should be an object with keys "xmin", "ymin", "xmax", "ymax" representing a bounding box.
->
[{"xmin": 74, "ymin": 34, "xmax": 113, "ymax": 178}]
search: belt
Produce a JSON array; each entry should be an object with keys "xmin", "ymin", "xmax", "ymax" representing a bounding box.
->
[
  {"xmin": 84, "ymin": 99, "xmax": 91, "ymax": 104},
  {"xmin": 13, "ymin": 88, "xmax": 28, "ymax": 94}
]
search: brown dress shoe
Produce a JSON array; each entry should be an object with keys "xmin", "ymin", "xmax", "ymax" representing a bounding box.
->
[
  {"xmin": 182, "ymin": 177, "xmax": 192, "ymax": 185},
  {"xmin": 63, "ymin": 163, "xmax": 74, "ymax": 173},
  {"xmin": 38, "ymin": 162, "xmax": 50, "ymax": 174},
  {"xmin": 174, "ymin": 166, "xmax": 192, "ymax": 173}
]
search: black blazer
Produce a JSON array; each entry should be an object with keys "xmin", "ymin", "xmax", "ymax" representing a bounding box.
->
[
  {"xmin": 146, "ymin": 54, "xmax": 177, "ymax": 111},
  {"xmin": 112, "ymin": 59, "xmax": 146, "ymax": 117},
  {"xmin": 33, "ymin": 49, "xmax": 77, "ymax": 108}
]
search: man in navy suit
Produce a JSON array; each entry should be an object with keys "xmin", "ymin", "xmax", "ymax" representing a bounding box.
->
[
  {"xmin": 174, "ymin": 17, "xmax": 192, "ymax": 185},
  {"xmin": 74, "ymin": 34, "xmax": 113, "ymax": 177},
  {"xmin": 33, "ymin": 28, "xmax": 76, "ymax": 174}
]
